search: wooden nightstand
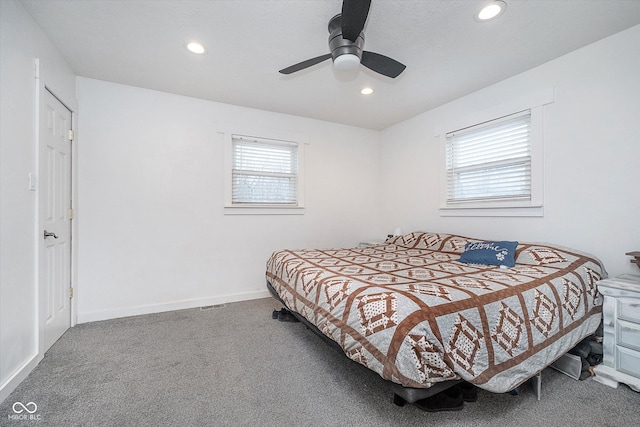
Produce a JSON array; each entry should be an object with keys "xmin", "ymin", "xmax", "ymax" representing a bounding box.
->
[{"xmin": 593, "ymin": 274, "xmax": 640, "ymax": 392}]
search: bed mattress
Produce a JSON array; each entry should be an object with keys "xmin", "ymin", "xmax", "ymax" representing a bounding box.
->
[{"xmin": 266, "ymin": 232, "xmax": 606, "ymax": 392}]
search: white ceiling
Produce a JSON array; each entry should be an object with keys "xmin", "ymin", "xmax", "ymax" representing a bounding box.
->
[{"xmin": 21, "ymin": 0, "xmax": 640, "ymax": 130}]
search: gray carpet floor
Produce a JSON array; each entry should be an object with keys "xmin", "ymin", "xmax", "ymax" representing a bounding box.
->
[{"xmin": 1, "ymin": 297, "xmax": 638, "ymax": 426}]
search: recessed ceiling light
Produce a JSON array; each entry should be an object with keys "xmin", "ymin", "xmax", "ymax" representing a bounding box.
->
[
  {"xmin": 474, "ymin": 1, "xmax": 506, "ymax": 22},
  {"xmin": 361, "ymin": 87, "xmax": 374, "ymax": 95},
  {"xmin": 186, "ymin": 42, "xmax": 206, "ymax": 54}
]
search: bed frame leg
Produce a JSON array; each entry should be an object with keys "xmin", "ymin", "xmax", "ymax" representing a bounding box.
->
[
  {"xmin": 393, "ymin": 393, "xmax": 406, "ymax": 407},
  {"xmin": 531, "ymin": 371, "xmax": 542, "ymax": 401}
]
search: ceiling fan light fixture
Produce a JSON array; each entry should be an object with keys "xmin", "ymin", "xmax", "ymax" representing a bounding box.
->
[
  {"xmin": 333, "ymin": 54, "xmax": 360, "ymax": 72},
  {"xmin": 186, "ymin": 42, "xmax": 206, "ymax": 54},
  {"xmin": 475, "ymin": 1, "xmax": 506, "ymax": 22},
  {"xmin": 278, "ymin": 1, "xmax": 405, "ymax": 78}
]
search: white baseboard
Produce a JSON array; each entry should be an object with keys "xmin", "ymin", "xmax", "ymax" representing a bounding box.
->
[
  {"xmin": 0, "ymin": 352, "xmax": 42, "ymax": 404},
  {"xmin": 76, "ymin": 289, "xmax": 271, "ymax": 324}
]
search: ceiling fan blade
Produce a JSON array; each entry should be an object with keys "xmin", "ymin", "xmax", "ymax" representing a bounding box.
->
[
  {"xmin": 341, "ymin": 0, "xmax": 371, "ymax": 42},
  {"xmin": 361, "ymin": 51, "xmax": 406, "ymax": 78},
  {"xmin": 279, "ymin": 54, "xmax": 332, "ymax": 75}
]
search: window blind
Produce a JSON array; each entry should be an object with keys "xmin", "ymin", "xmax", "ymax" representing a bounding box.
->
[
  {"xmin": 232, "ymin": 135, "xmax": 298, "ymax": 205},
  {"xmin": 446, "ymin": 110, "xmax": 531, "ymax": 203}
]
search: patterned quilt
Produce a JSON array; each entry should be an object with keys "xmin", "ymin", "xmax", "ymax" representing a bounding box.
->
[{"xmin": 265, "ymin": 232, "xmax": 607, "ymax": 392}]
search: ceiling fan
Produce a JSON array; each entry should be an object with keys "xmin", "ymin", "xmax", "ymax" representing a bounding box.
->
[{"xmin": 279, "ymin": 0, "xmax": 406, "ymax": 78}]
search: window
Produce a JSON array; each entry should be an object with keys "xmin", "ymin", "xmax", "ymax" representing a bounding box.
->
[
  {"xmin": 437, "ymin": 88, "xmax": 551, "ymax": 216},
  {"xmin": 225, "ymin": 133, "xmax": 304, "ymax": 212},
  {"xmin": 445, "ymin": 110, "xmax": 532, "ymax": 204}
]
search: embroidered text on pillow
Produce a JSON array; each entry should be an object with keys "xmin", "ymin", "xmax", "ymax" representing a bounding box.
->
[{"xmin": 458, "ymin": 241, "xmax": 518, "ymax": 267}]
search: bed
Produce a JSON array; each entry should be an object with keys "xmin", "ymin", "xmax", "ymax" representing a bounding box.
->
[{"xmin": 265, "ymin": 232, "xmax": 606, "ymax": 403}]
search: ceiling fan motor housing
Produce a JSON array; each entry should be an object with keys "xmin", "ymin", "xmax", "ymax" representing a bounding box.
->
[{"xmin": 328, "ymin": 14, "xmax": 364, "ymax": 63}]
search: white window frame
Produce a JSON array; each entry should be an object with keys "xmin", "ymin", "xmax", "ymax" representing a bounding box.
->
[
  {"xmin": 437, "ymin": 88, "xmax": 553, "ymax": 217},
  {"xmin": 223, "ymin": 129, "xmax": 306, "ymax": 215}
]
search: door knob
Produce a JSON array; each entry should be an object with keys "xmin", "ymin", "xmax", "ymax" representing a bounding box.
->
[{"xmin": 44, "ymin": 230, "xmax": 58, "ymax": 239}]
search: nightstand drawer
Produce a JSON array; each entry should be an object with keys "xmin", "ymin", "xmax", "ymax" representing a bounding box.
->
[
  {"xmin": 618, "ymin": 320, "xmax": 640, "ymax": 352},
  {"xmin": 617, "ymin": 346, "xmax": 640, "ymax": 378},
  {"xmin": 619, "ymin": 298, "xmax": 640, "ymax": 323}
]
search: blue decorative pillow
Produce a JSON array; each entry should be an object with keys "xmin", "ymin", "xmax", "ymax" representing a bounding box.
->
[{"xmin": 458, "ymin": 241, "xmax": 518, "ymax": 267}]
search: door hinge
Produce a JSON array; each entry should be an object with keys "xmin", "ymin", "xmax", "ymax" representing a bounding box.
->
[
  {"xmin": 68, "ymin": 287, "xmax": 74, "ymax": 299},
  {"xmin": 68, "ymin": 208, "xmax": 74, "ymax": 220},
  {"xmin": 68, "ymin": 130, "xmax": 74, "ymax": 141}
]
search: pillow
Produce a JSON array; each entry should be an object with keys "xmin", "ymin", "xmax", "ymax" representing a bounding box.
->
[{"xmin": 458, "ymin": 241, "xmax": 518, "ymax": 267}]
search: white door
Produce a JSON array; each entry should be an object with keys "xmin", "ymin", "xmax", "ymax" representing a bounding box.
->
[{"xmin": 39, "ymin": 88, "xmax": 73, "ymax": 352}]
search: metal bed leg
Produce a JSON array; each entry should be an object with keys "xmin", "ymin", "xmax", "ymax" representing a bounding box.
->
[{"xmin": 531, "ymin": 371, "xmax": 542, "ymax": 401}]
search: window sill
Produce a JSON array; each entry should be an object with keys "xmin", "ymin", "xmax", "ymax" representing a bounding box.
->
[
  {"xmin": 224, "ymin": 206, "xmax": 305, "ymax": 215},
  {"xmin": 439, "ymin": 205, "xmax": 543, "ymax": 217}
]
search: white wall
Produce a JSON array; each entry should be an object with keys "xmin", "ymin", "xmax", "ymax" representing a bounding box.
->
[
  {"xmin": 379, "ymin": 25, "xmax": 640, "ymax": 278},
  {"xmin": 0, "ymin": 0, "xmax": 77, "ymax": 402},
  {"xmin": 75, "ymin": 78, "xmax": 382, "ymax": 322}
]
